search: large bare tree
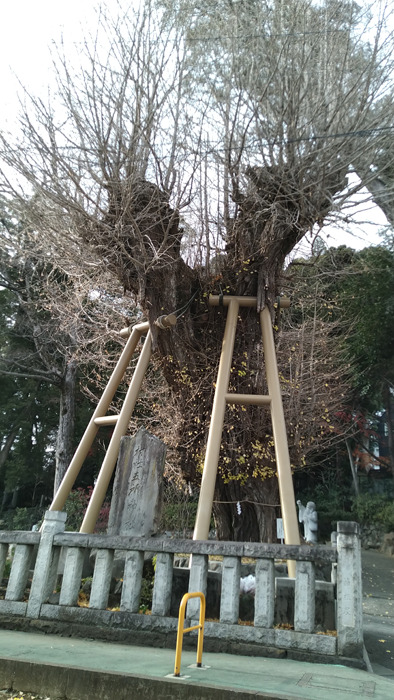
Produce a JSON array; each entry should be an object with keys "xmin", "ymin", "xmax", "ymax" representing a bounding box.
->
[{"xmin": 1, "ymin": 0, "xmax": 393, "ymax": 539}]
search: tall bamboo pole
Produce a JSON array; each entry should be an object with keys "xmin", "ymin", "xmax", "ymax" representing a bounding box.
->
[
  {"xmin": 80, "ymin": 331, "xmax": 153, "ymax": 533},
  {"xmin": 49, "ymin": 322, "xmax": 149, "ymax": 513},
  {"xmin": 193, "ymin": 298, "xmax": 239, "ymax": 540},
  {"xmin": 260, "ymin": 306, "xmax": 300, "ymax": 576}
]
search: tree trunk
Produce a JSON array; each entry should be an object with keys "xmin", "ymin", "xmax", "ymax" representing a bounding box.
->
[
  {"xmin": 365, "ymin": 176, "xmax": 394, "ymax": 229},
  {"xmin": 86, "ymin": 169, "xmax": 341, "ymax": 542},
  {"xmin": 383, "ymin": 383, "xmax": 394, "ymax": 478},
  {"xmin": 213, "ymin": 477, "xmax": 279, "ymax": 542},
  {"xmin": 54, "ymin": 359, "xmax": 78, "ymax": 495},
  {"xmin": 345, "ymin": 439, "xmax": 360, "ymax": 496},
  {"xmin": 0, "ymin": 425, "xmax": 20, "ymax": 473}
]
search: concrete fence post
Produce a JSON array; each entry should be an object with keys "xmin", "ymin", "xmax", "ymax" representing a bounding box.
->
[
  {"xmin": 255, "ymin": 558, "xmax": 275, "ymax": 628},
  {"xmin": 59, "ymin": 546, "xmax": 86, "ymax": 607},
  {"xmin": 121, "ymin": 550, "xmax": 144, "ymax": 613},
  {"xmin": 152, "ymin": 552, "xmax": 173, "ymax": 616},
  {"xmin": 89, "ymin": 549, "xmax": 114, "ymax": 609},
  {"xmin": 6, "ymin": 545, "xmax": 35, "ymax": 602},
  {"xmin": 27, "ymin": 510, "xmax": 67, "ymax": 618},
  {"xmin": 294, "ymin": 561, "xmax": 315, "ymax": 633},
  {"xmin": 220, "ymin": 556, "xmax": 241, "ymax": 624},
  {"xmin": 188, "ymin": 554, "xmax": 208, "ymax": 618},
  {"xmin": 336, "ymin": 521, "xmax": 363, "ymax": 658}
]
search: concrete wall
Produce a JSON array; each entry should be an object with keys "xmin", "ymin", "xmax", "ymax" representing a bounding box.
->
[{"xmin": 0, "ymin": 514, "xmax": 364, "ymax": 665}]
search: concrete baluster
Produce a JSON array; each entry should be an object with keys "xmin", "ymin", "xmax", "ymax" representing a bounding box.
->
[
  {"xmin": 152, "ymin": 552, "xmax": 173, "ymax": 616},
  {"xmin": 294, "ymin": 560, "xmax": 315, "ymax": 633},
  {"xmin": 27, "ymin": 510, "xmax": 67, "ymax": 618},
  {"xmin": 220, "ymin": 556, "xmax": 241, "ymax": 624},
  {"xmin": 90, "ymin": 549, "xmax": 114, "ymax": 609},
  {"xmin": 121, "ymin": 550, "xmax": 144, "ymax": 612},
  {"xmin": 187, "ymin": 554, "xmax": 208, "ymax": 618},
  {"xmin": 336, "ymin": 521, "xmax": 363, "ymax": 658},
  {"xmin": 254, "ymin": 558, "xmax": 275, "ymax": 628},
  {"xmin": 59, "ymin": 546, "xmax": 86, "ymax": 606},
  {"xmin": 5, "ymin": 544, "xmax": 35, "ymax": 601}
]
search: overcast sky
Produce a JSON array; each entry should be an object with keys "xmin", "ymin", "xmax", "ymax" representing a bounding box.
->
[
  {"xmin": 0, "ymin": 1, "xmax": 96, "ymax": 118},
  {"xmin": 0, "ymin": 1, "xmax": 388, "ymax": 250}
]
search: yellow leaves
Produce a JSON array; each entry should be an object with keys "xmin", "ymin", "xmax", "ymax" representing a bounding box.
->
[
  {"xmin": 78, "ymin": 591, "xmax": 89, "ymax": 607},
  {"xmin": 221, "ymin": 471, "xmax": 248, "ymax": 486},
  {"xmin": 251, "ymin": 464, "xmax": 276, "ymax": 481},
  {"xmin": 251, "ymin": 439, "xmax": 263, "ymax": 451}
]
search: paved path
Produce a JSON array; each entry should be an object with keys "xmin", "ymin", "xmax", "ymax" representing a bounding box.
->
[
  {"xmin": 0, "ymin": 547, "xmax": 392, "ymax": 699},
  {"xmin": 362, "ymin": 549, "xmax": 394, "ymax": 682},
  {"xmin": 0, "ymin": 627, "xmax": 393, "ymax": 700}
]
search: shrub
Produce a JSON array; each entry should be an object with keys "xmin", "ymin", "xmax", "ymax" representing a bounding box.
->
[
  {"xmin": 379, "ymin": 501, "xmax": 394, "ymax": 532},
  {"xmin": 0, "ymin": 506, "xmax": 44, "ymax": 531},
  {"xmin": 351, "ymin": 494, "xmax": 394, "ymax": 532},
  {"xmin": 64, "ymin": 487, "xmax": 110, "ymax": 532}
]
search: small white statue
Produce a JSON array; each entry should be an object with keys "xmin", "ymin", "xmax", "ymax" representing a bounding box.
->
[
  {"xmin": 240, "ymin": 574, "xmax": 256, "ymax": 596},
  {"xmin": 297, "ymin": 500, "xmax": 318, "ymax": 543}
]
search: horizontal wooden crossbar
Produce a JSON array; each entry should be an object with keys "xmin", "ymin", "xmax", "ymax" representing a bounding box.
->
[
  {"xmin": 225, "ymin": 393, "xmax": 271, "ymax": 406},
  {"xmin": 93, "ymin": 416, "xmax": 119, "ymax": 426}
]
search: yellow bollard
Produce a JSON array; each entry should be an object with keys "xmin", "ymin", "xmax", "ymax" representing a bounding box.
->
[{"xmin": 174, "ymin": 592, "xmax": 206, "ymax": 677}]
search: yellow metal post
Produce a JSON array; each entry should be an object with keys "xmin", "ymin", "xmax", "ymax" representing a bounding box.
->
[
  {"xmin": 49, "ymin": 321, "xmax": 149, "ymax": 513},
  {"xmin": 260, "ymin": 305, "xmax": 300, "ymax": 576},
  {"xmin": 193, "ymin": 298, "xmax": 239, "ymax": 541},
  {"xmin": 174, "ymin": 592, "xmax": 206, "ymax": 677},
  {"xmin": 80, "ymin": 330, "xmax": 153, "ymax": 533}
]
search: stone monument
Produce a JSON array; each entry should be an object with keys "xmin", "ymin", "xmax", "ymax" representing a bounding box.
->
[{"xmin": 108, "ymin": 428, "xmax": 166, "ymax": 536}]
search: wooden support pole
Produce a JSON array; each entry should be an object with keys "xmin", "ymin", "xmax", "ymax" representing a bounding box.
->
[
  {"xmin": 49, "ymin": 322, "xmax": 149, "ymax": 513},
  {"xmin": 80, "ymin": 331, "xmax": 153, "ymax": 533},
  {"xmin": 193, "ymin": 298, "xmax": 239, "ymax": 540},
  {"xmin": 260, "ymin": 306, "xmax": 300, "ymax": 575}
]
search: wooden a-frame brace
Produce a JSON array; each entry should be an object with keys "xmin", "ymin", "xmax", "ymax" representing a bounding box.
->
[
  {"xmin": 49, "ymin": 314, "xmax": 176, "ymax": 533},
  {"xmin": 193, "ymin": 296, "xmax": 300, "ymax": 577},
  {"xmin": 49, "ymin": 296, "xmax": 300, "ymax": 571}
]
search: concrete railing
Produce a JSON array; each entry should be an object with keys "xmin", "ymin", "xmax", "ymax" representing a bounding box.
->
[{"xmin": 0, "ymin": 512, "xmax": 363, "ymax": 662}]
